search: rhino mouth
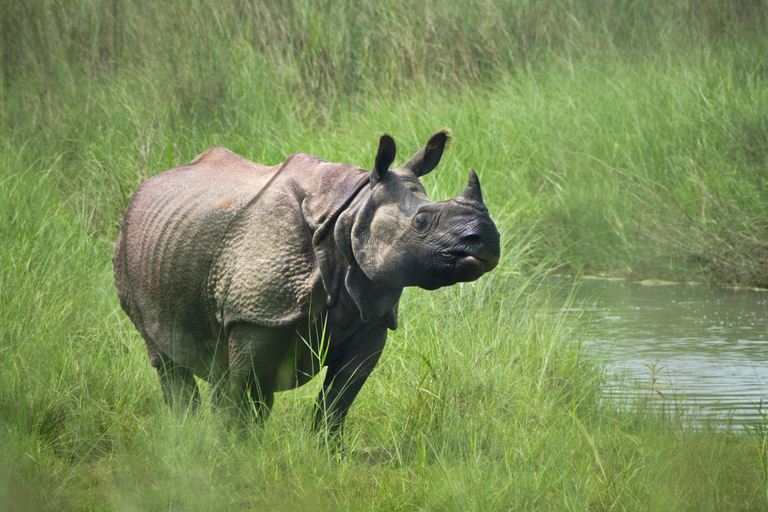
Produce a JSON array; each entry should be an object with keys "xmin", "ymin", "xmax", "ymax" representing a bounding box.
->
[
  {"xmin": 417, "ymin": 249, "xmax": 494, "ymax": 290},
  {"xmin": 443, "ymin": 249, "xmax": 497, "ymax": 280},
  {"xmin": 449, "ymin": 249, "xmax": 486, "ymax": 267}
]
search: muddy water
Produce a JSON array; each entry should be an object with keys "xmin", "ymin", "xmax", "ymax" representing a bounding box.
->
[{"xmin": 566, "ymin": 278, "xmax": 768, "ymax": 426}]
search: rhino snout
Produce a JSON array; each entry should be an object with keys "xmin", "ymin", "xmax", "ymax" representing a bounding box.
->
[{"xmin": 448, "ymin": 222, "xmax": 500, "ymax": 280}]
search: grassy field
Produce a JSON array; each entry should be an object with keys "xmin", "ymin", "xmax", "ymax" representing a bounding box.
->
[{"xmin": 2, "ymin": 0, "xmax": 768, "ymax": 509}]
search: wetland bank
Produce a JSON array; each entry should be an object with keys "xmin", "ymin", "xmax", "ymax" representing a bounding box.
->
[{"xmin": 3, "ymin": 0, "xmax": 768, "ymax": 509}]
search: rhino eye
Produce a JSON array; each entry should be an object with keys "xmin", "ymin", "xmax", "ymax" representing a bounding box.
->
[{"xmin": 413, "ymin": 212, "xmax": 430, "ymax": 232}]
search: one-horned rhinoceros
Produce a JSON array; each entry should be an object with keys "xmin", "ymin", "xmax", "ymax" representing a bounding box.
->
[{"xmin": 113, "ymin": 130, "xmax": 500, "ymax": 437}]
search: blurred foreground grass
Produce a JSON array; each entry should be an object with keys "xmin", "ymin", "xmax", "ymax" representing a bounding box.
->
[{"xmin": 2, "ymin": 0, "xmax": 768, "ymax": 509}]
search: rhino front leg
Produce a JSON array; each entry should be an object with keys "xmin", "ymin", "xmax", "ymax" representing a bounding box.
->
[
  {"xmin": 225, "ymin": 323, "xmax": 293, "ymax": 424},
  {"xmin": 314, "ymin": 324, "xmax": 387, "ymax": 444}
]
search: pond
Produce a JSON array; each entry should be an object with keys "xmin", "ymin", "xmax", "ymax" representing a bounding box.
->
[{"xmin": 565, "ymin": 278, "xmax": 768, "ymax": 427}]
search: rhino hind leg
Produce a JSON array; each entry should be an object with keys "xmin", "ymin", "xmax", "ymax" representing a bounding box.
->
[{"xmin": 147, "ymin": 343, "xmax": 201, "ymax": 411}]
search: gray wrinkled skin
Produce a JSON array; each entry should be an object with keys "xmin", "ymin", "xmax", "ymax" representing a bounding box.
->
[{"xmin": 113, "ymin": 131, "xmax": 500, "ymax": 438}]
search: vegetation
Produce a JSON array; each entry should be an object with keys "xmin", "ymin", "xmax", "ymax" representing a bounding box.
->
[{"xmin": 2, "ymin": 0, "xmax": 768, "ymax": 509}]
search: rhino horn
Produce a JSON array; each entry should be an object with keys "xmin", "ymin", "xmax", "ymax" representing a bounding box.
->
[{"xmin": 456, "ymin": 168, "xmax": 486, "ymax": 208}]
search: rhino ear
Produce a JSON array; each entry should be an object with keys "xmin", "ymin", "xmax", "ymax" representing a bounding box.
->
[
  {"xmin": 403, "ymin": 129, "xmax": 451, "ymax": 177},
  {"xmin": 371, "ymin": 134, "xmax": 396, "ymax": 185}
]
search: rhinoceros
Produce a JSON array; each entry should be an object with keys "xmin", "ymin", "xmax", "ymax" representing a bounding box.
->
[{"xmin": 113, "ymin": 130, "xmax": 500, "ymax": 437}]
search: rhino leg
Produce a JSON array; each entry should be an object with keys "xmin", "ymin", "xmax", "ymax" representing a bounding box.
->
[
  {"xmin": 147, "ymin": 343, "xmax": 201, "ymax": 411},
  {"xmin": 225, "ymin": 323, "xmax": 293, "ymax": 423},
  {"xmin": 314, "ymin": 324, "xmax": 387, "ymax": 444}
]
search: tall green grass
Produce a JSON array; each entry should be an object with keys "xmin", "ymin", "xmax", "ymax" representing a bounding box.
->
[{"xmin": 2, "ymin": 0, "xmax": 768, "ymax": 509}]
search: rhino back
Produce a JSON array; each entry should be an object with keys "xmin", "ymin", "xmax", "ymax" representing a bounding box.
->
[{"xmin": 114, "ymin": 147, "xmax": 276, "ymax": 369}]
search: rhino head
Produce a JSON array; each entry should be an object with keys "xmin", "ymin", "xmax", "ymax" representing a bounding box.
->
[{"xmin": 349, "ymin": 131, "xmax": 500, "ymax": 291}]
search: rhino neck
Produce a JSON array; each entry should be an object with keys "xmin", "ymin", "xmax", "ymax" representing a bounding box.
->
[
  {"xmin": 313, "ymin": 183, "xmax": 402, "ymax": 330},
  {"xmin": 341, "ymin": 263, "xmax": 402, "ymax": 329}
]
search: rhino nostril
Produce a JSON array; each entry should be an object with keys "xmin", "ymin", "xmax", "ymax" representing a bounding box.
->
[{"xmin": 463, "ymin": 232, "xmax": 482, "ymax": 244}]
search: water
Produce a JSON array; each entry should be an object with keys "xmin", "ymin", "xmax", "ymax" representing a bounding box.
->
[{"xmin": 566, "ymin": 278, "xmax": 768, "ymax": 427}]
